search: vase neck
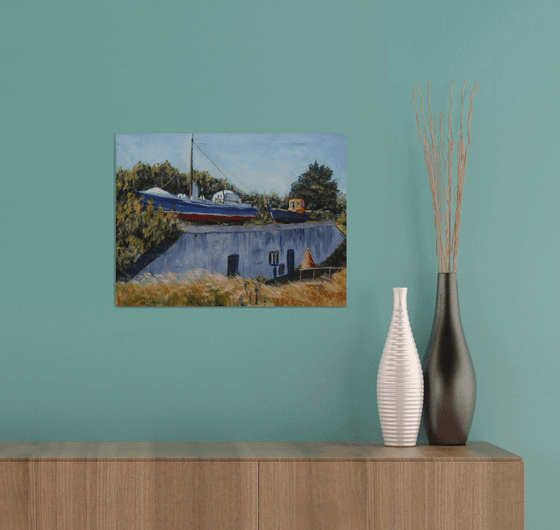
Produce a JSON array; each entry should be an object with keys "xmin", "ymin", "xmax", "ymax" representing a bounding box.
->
[
  {"xmin": 435, "ymin": 272, "xmax": 460, "ymax": 314},
  {"xmin": 393, "ymin": 287, "xmax": 408, "ymax": 310}
]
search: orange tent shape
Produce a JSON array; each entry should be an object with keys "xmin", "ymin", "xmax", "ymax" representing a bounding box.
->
[{"xmin": 302, "ymin": 248, "xmax": 316, "ymax": 268}]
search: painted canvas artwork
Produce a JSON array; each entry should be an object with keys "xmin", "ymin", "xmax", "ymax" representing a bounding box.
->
[{"xmin": 115, "ymin": 134, "xmax": 347, "ymax": 306}]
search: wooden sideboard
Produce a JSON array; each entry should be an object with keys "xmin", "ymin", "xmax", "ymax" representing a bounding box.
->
[{"xmin": 0, "ymin": 441, "xmax": 524, "ymax": 530}]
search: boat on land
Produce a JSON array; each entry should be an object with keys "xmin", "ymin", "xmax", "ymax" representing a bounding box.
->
[
  {"xmin": 270, "ymin": 198, "xmax": 312, "ymax": 223},
  {"xmin": 138, "ymin": 135, "xmax": 259, "ymax": 223},
  {"xmin": 138, "ymin": 187, "xmax": 258, "ymax": 223}
]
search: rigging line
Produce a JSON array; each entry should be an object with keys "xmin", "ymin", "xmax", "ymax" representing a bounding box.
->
[
  {"xmin": 161, "ymin": 169, "xmax": 180, "ymax": 190},
  {"xmin": 193, "ymin": 140, "xmax": 231, "ymax": 184}
]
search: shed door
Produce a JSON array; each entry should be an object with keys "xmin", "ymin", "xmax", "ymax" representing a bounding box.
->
[
  {"xmin": 227, "ymin": 254, "xmax": 240, "ymax": 277},
  {"xmin": 287, "ymin": 249, "xmax": 295, "ymax": 277}
]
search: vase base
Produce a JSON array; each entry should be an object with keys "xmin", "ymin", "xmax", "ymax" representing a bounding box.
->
[{"xmin": 428, "ymin": 442, "xmax": 467, "ymax": 446}]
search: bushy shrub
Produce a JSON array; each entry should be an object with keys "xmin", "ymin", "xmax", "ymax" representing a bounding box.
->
[{"xmin": 116, "ymin": 165, "xmax": 181, "ymax": 279}]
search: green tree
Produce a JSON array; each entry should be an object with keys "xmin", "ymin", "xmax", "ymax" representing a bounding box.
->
[
  {"xmin": 289, "ymin": 161, "xmax": 339, "ymax": 213},
  {"xmin": 236, "ymin": 190, "xmax": 287, "ymax": 223},
  {"xmin": 116, "ymin": 165, "xmax": 181, "ymax": 279}
]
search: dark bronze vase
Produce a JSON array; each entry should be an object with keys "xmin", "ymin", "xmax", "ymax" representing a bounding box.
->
[{"xmin": 423, "ymin": 272, "xmax": 476, "ymax": 445}]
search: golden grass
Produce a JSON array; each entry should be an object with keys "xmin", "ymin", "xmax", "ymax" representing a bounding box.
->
[
  {"xmin": 268, "ymin": 269, "xmax": 346, "ymax": 307},
  {"xmin": 116, "ymin": 269, "xmax": 347, "ymax": 307}
]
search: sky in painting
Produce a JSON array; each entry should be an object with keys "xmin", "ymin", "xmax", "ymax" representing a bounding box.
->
[{"xmin": 116, "ymin": 133, "xmax": 347, "ymax": 196}]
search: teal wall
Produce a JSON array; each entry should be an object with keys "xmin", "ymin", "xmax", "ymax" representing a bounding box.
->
[{"xmin": 1, "ymin": 0, "xmax": 558, "ymax": 526}]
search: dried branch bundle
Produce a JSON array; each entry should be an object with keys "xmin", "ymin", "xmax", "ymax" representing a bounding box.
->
[{"xmin": 412, "ymin": 80, "xmax": 478, "ymax": 272}]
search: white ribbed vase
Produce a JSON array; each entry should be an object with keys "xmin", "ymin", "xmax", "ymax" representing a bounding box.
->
[{"xmin": 377, "ymin": 288, "xmax": 424, "ymax": 447}]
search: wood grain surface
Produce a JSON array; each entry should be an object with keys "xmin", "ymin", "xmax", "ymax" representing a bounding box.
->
[
  {"xmin": 0, "ymin": 441, "xmax": 522, "ymax": 460},
  {"xmin": 0, "ymin": 442, "xmax": 524, "ymax": 530},
  {"xmin": 258, "ymin": 460, "xmax": 524, "ymax": 530},
  {"xmin": 369, "ymin": 460, "xmax": 524, "ymax": 530},
  {"xmin": 259, "ymin": 461, "xmax": 369, "ymax": 530},
  {"xmin": 0, "ymin": 460, "xmax": 257, "ymax": 530}
]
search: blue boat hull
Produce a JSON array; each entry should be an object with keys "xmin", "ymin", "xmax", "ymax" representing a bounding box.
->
[
  {"xmin": 139, "ymin": 191, "xmax": 258, "ymax": 222},
  {"xmin": 269, "ymin": 208, "xmax": 312, "ymax": 223}
]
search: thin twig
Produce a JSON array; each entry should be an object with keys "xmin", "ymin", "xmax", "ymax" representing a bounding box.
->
[{"xmin": 413, "ymin": 80, "xmax": 477, "ymax": 272}]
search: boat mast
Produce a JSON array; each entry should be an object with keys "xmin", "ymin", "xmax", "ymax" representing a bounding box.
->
[{"xmin": 190, "ymin": 134, "xmax": 194, "ymax": 197}]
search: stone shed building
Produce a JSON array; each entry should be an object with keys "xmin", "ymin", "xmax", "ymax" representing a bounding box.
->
[{"xmin": 134, "ymin": 221, "xmax": 345, "ymax": 281}]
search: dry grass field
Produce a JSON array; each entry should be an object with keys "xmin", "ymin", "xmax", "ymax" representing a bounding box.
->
[{"xmin": 116, "ymin": 269, "xmax": 346, "ymax": 307}]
